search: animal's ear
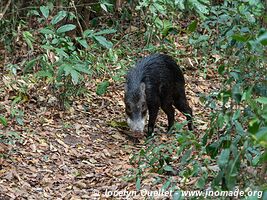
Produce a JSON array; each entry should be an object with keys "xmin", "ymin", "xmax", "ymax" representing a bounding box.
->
[{"xmin": 140, "ymin": 82, "xmax": 146, "ymax": 94}]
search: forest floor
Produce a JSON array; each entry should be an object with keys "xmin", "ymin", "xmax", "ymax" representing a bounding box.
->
[{"xmin": 0, "ymin": 58, "xmax": 220, "ymax": 199}]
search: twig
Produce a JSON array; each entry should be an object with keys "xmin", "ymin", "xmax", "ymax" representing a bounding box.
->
[
  {"xmin": 70, "ymin": 0, "xmax": 84, "ymax": 35},
  {"xmin": 0, "ymin": 0, "xmax": 12, "ymax": 20}
]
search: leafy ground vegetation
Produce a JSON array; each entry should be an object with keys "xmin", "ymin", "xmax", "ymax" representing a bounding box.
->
[{"xmin": 0, "ymin": 0, "xmax": 266, "ymax": 199}]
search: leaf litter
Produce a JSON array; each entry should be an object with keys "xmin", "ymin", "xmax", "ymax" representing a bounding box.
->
[{"xmin": 0, "ymin": 58, "xmax": 219, "ymax": 199}]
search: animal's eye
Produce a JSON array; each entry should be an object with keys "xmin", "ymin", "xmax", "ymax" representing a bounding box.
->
[
  {"xmin": 141, "ymin": 103, "xmax": 147, "ymax": 111},
  {"xmin": 126, "ymin": 106, "xmax": 132, "ymax": 114}
]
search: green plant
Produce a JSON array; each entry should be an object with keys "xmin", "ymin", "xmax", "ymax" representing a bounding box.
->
[
  {"xmin": 175, "ymin": 0, "xmax": 210, "ymax": 18},
  {"xmin": 23, "ymin": 5, "xmax": 117, "ymax": 107},
  {"xmin": 0, "ymin": 115, "xmax": 7, "ymax": 127},
  {"xmin": 195, "ymin": 0, "xmax": 267, "ymax": 191},
  {"xmin": 128, "ymin": 0, "xmax": 266, "ymax": 194},
  {"xmin": 0, "ymin": 131, "xmax": 22, "ymax": 145},
  {"xmin": 128, "ymin": 123, "xmax": 206, "ymax": 191},
  {"xmin": 135, "ymin": 0, "xmax": 210, "ymax": 45}
]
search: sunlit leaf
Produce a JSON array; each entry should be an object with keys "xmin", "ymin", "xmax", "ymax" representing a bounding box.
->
[
  {"xmin": 40, "ymin": 6, "xmax": 49, "ymax": 18},
  {"xmin": 57, "ymin": 24, "xmax": 76, "ymax": 34},
  {"xmin": 93, "ymin": 36, "xmax": 113, "ymax": 49},
  {"xmin": 77, "ymin": 38, "xmax": 89, "ymax": 48},
  {"xmin": 136, "ymin": 177, "xmax": 141, "ymax": 191},
  {"xmin": 256, "ymin": 97, "xmax": 267, "ymax": 104},
  {"xmin": 163, "ymin": 165, "xmax": 174, "ymax": 172},
  {"xmin": 70, "ymin": 69, "xmax": 80, "ymax": 85},
  {"xmin": 83, "ymin": 29, "xmax": 94, "ymax": 37},
  {"xmin": 39, "ymin": 28, "xmax": 54, "ymax": 35},
  {"xmin": 51, "ymin": 11, "xmax": 67, "ymax": 25},
  {"xmin": 218, "ymin": 148, "xmax": 230, "ymax": 168},
  {"xmin": 23, "ymin": 31, "xmax": 35, "ymax": 50}
]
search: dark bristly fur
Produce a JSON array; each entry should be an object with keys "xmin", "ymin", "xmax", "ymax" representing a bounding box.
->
[{"xmin": 125, "ymin": 54, "xmax": 193, "ymax": 137}]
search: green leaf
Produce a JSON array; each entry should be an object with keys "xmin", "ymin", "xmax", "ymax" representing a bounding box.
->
[
  {"xmin": 23, "ymin": 31, "xmax": 35, "ymax": 50},
  {"xmin": 248, "ymin": 119, "xmax": 260, "ymax": 134},
  {"xmin": 213, "ymin": 171, "xmax": 224, "ymax": 188},
  {"xmin": 83, "ymin": 29, "xmax": 94, "ymax": 37},
  {"xmin": 136, "ymin": 177, "xmax": 141, "ymax": 191},
  {"xmin": 175, "ymin": 0, "xmax": 185, "ymax": 10},
  {"xmin": 29, "ymin": 10, "xmax": 40, "ymax": 16},
  {"xmin": 41, "ymin": 44, "xmax": 54, "ymax": 50},
  {"xmin": 232, "ymin": 110, "xmax": 241, "ymax": 121},
  {"xmin": 217, "ymin": 112, "xmax": 225, "ymax": 129},
  {"xmin": 58, "ymin": 63, "xmax": 80, "ymax": 85},
  {"xmin": 16, "ymin": 117, "xmax": 24, "ymax": 125},
  {"xmin": 36, "ymin": 70, "xmax": 53, "ymax": 78},
  {"xmin": 181, "ymin": 148, "xmax": 192, "ymax": 164},
  {"xmin": 153, "ymin": 2, "xmax": 166, "ymax": 15},
  {"xmin": 155, "ymin": 17, "xmax": 163, "ymax": 29},
  {"xmin": 232, "ymin": 34, "xmax": 249, "ymax": 42},
  {"xmin": 232, "ymin": 84, "xmax": 242, "ymax": 103},
  {"xmin": 161, "ymin": 179, "xmax": 171, "ymax": 191},
  {"xmin": 256, "ymin": 97, "xmax": 267, "ymax": 104},
  {"xmin": 40, "ymin": 6, "xmax": 49, "ymax": 19},
  {"xmin": 77, "ymin": 38, "xmax": 89, "ymax": 48},
  {"xmin": 218, "ymin": 148, "xmax": 230, "ymax": 168},
  {"xmin": 93, "ymin": 36, "xmax": 113, "ymax": 49},
  {"xmin": 74, "ymin": 64, "xmax": 92, "ymax": 75},
  {"xmin": 225, "ymin": 158, "xmax": 239, "ymax": 190},
  {"xmin": 57, "ymin": 24, "xmax": 76, "ymax": 34},
  {"xmin": 57, "ymin": 65, "xmax": 65, "ymax": 81},
  {"xmin": 234, "ymin": 121, "xmax": 244, "ymax": 134},
  {"xmin": 206, "ymin": 142, "xmax": 220, "ymax": 158},
  {"xmin": 254, "ymin": 83, "xmax": 267, "ymax": 97},
  {"xmin": 195, "ymin": 177, "xmax": 205, "ymax": 189},
  {"xmin": 55, "ymin": 48, "xmax": 69, "ymax": 58},
  {"xmin": 62, "ymin": 64, "xmax": 73, "ymax": 76},
  {"xmin": 51, "ymin": 11, "xmax": 67, "ymax": 25},
  {"xmin": 229, "ymin": 71, "xmax": 240, "ymax": 81},
  {"xmin": 23, "ymin": 58, "xmax": 38, "ymax": 73},
  {"xmin": 172, "ymin": 191, "xmax": 182, "ymax": 200},
  {"xmin": 193, "ymin": 0, "xmax": 210, "ymax": 16},
  {"xmin": 94, "ymin": 29, "xmax": 117, "ymax": 35},
  {"xmin": 0, "ymin": 116, "xmax": 7, "ymax": 126},
  {"xmin": 257, "ymin": 31, "xmax": 267, "ymax": 45},
  {"xmin": 164, "ymin": 165, "xmax": 174, "ymax": 172},
  {"xmin": 96, "ymin": 81, "xmax": 110, "ymax": 95},
  {"xmin": 252, "ymin": 153, "xmax": 261, "ymax": 166},
  {"xmin": 218, "ymin": 65, "xmax": 225, "ymax": 75},
  {"xmin": 100, "ymin": 3, "xmax": 108, "ymax": 12},
  {"xmin": 188, "ymin": 20, "xmax": 197, "ymax": 33},
  {"xmin": 70, "ymin": 69, "xmax": 80, "ymax": 85},
  {"xmin": 39, "ymin": 28, "xmax": 54, "ymax": 35},
  {"xmin": 161, "ymin": 20, "xmax": 174, "ymax": 36},
  {"xmin": 149, "ymin": 157, "xmax": 158, "ymax": 165},
  {"xmin": 255, "ymin": 127, "xmax": 267, "ymax": 147},
  {"xmin": 139, "ymin": 149, "xmax": 146, "ymax": 157}
]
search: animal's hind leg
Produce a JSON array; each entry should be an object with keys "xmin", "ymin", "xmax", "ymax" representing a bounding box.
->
[{"xmin": 173, "ymin": 86, "xmax": 193, "ymax": 130}]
